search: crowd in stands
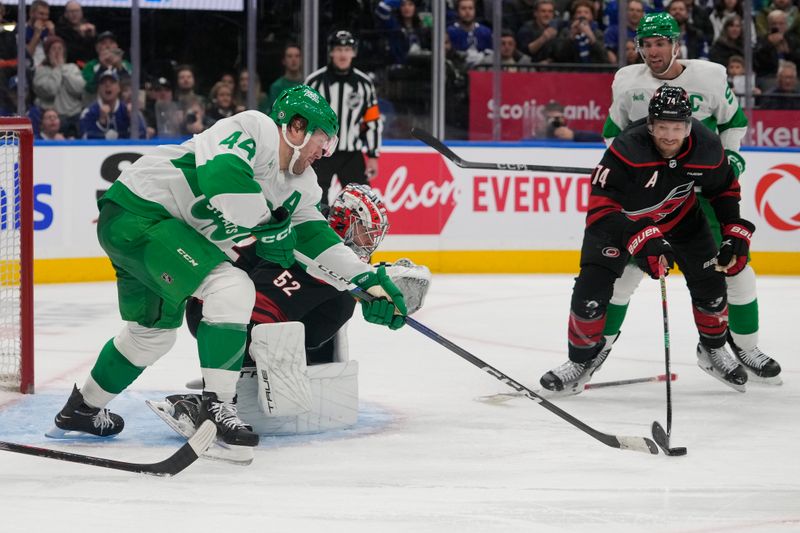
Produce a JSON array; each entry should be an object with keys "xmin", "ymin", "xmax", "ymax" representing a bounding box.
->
[{"xmin": 0, "ymin": 0, "xmax": 799, "ymax": 141}]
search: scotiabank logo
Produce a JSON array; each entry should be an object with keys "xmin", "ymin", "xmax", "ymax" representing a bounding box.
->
[
  {"xmin": 755, "ymin": 164, "xmax": 800, "ymax": 231},
  {"xmin": 370, "ymin": 153, "xmax": 457, "ymax": 234}
]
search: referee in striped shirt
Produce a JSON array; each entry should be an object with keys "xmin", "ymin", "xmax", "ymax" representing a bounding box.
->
[{"xmin": 305, "ymin": 30, "xmax": 382, "ymax": 208}]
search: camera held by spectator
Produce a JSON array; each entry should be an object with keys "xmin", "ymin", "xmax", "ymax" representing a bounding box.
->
[{"xmin": 536, "ymin": 100, "xmax": 602, "ymax": 142}]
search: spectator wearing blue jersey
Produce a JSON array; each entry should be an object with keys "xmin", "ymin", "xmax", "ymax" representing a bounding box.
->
[
  {"xmin": 447, "ymin": 0, "xmax": 494, "ymax": 68},
  {"xmin": 374, "ymin": 0, "xmax": 431, "ymax": 64},
  {"xmin": 603, "ymin": 0, "xmax": 644, "ymax": 64},
  {"xmin": 79, "ymin": 69, "xmax": 145, "ymax": 139}
]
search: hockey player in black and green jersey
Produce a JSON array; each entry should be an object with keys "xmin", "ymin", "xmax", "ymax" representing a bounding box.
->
[
  {"xmin": 47, "ymin": 85, "xmax": 407, "ymax": 458},
  {"xmin": 541, "ymin": 85, "xmax": 755, "ymax": 394},
  {"xmin": 597, "ymin": 12, "xmax": 781, "ymax": 385}
]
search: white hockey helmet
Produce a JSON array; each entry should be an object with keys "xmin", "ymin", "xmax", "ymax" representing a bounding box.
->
[{"xmin": 328, "ymin": 184, "xmax": 389, "ymax": 262}]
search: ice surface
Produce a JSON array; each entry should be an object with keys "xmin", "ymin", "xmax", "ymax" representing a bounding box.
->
[{"xmin": 1, "ymin": 275, "xmax": 798, "ymax": 532}]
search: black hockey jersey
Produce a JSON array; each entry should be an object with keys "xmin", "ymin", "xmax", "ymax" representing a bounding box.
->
[{"xmin": 586, "ymin": 118, "xmax": 741, "ymax": 244}]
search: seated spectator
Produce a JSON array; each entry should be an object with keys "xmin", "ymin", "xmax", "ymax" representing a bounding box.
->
[
  {"xmin": 726, "ymin": 55, "xmax": 760, "ymax": 105},
  {"xmin": 754, "ymin": 10, "xmax": 800, "ymax": 77},
  {"xmin": 755, "ymin": 0, "xmax": 800, "ymax": 39},
  {"xmin": 683, "ymin": 0, "xmax": 714, "ymax": 39},
  {"xmin": 151, "ymin": 76, "xmax": 182, "ymax": 138},
  {"xmin": 759, "ymin": 60, "xmax": 800, "ymax": 109},
  {"xmin": 82, "ymin": 31, "xmax": 132, "ymax": 95},
  {"xmin": 374, "ymin": 0, "xmax": 432, "ymax": 64},
  {"xmin": 709, "ymin": 14, "xmax": 745, "ymax": 67},
  {"xmin": 206, "ymin": 81, "xmax": 240, "ymax": 124},
  {"xmin": 175, "ymin": 64, "xmax": 204, "ymax": 108},
  {"xmin": 180, "ymin": 96, "xmax": 213, "ymax": 136},
  {"xmin": 447, "ymin": 0, "xmax": 494, "ymax": 67},
  {"xmin": 710, "ymin": 0, "xmax": 755, "ymax": 43},
  {"xmin": 217, "ymin": 71, "xmax": 236, "ymax": 91},
  {"xmin": 604, "ymin": 0, "xmax": 644, "ymax": 63},
  {"xmin": 490, "ymin": 29, "xmax": 533, "ymax": 70},
  {"xmin": 25, "ymin": 0, "xmax": 55, "ymax": 67},
  {"xmin": 33, "ymin": 35, "xmax": 85, "ymax": 138},
  {"xmin": 624, "ymin": 38, "xmax": 643, "ymax": 65},
  {"xmin": 267, "ymin": 43, "xmax": 303, "ymax": 113},
  {"xmin": 79, "ymin": 69, "xmax": 145, "ymax": 139},
  {"xmin": 38, "ymin": 107, "xmax": 65, "ymax": 139},
  {"xmin": 535, "ymin": 100, "xmax": 602, "ymax": 141},
  {"xmin": 553, "ymin": 0, "xmax": 609, "ymax": 64},
  {"xmin": 516, "ymin": 0, "xmax": 559, "ymax": 63},
  {"xmin": 668, "ymin": 0, "xmax": 708, "ymax": 59},
  {"xmin": 236, "ymin": 68, "xmax": 269, "ymax": 113},
  {"xmin": 55, "ymin": 1, "xmax": 96, "ymax": 65}
]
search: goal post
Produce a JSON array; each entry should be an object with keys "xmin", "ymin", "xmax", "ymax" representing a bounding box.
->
[{"xmin": 0, "ymin": 117, "xmax": 34, "ymax": 394}]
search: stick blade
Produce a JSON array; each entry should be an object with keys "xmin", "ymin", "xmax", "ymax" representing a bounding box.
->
[{"xmin": 651, "ymin": 421, "xmax": 687, "ymax": 456}]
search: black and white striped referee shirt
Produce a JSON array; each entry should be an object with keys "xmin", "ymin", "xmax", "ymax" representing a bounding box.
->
[{"xmin": 305, "ymin": 66, "xmax": 382, "ymax": 158}]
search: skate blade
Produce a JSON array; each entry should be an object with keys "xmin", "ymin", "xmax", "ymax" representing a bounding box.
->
[
  {"xmin": 44, "ymin": 426, "xmax": 119, "ymax": 440},
  {"xmin": 742, "ymin": 371, "xmax": 783, "ymax": 386},
  {"xmin": 203, "ymin": 439, "xmax": 254, "ymax": 466},
  {"xmin": 696, "ymin": 361, "xmax": 746, "ymax": 393},
  {"xmin": 145, "ymin": 399, "xmax": 196, "ymax": 439}
]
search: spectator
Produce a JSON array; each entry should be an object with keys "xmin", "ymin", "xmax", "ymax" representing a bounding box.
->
[
  {"xmin": 38, "ymin": 107, "xmax": 65, "ymax": 139},
  {"xmin": 374, "ymin": 0, "xmax": 432, "ymax": 64},
  {"xmin": 553, "ymin": 0, "xmax": 609, "ymax": 64},
  {"xmin": 0, "ymin": 3, "xmax": 16, "ymax": 66},
  {"xmin": 180, "ymin": 95, "xmax": 213, "ymax": 135},
  {"xmin": 516, "ymin": 0, "xmax": 560, "ymax": 63},
  {"xmin": 444, "ymin": 31, "xmax": 470, "ymax": 139},
  {"xmin": 710, "ymin": 0, "xmax": 755, "ymax": 43},
  {"xmin": 236, "ymin": 68, "xmax": 269, "ymax": 113},
  {"xmin": 754, "ymin": 10, "xmax": 800, "ymax": 77},
  {"xmin": 206, "ymin": 81, "xmax": 240, "ymax": 124},
  {"xmin": 759, "ymin": 60, "xmax": 800, "ymax": 109},
  {"xmin": 492, "ymin": 28, "xmax": 533, "ymax": 70},
  {"xmin": 535, "ymin": 100, "xmax": 603, "ymax": 141},
  {"xmin": 150, "ymin": 76, "xmax": 182, "ymax": 138},
  {"xmin": 447, "ymin": 0, "xmax": 494, "ymax": 67},
  {"xmin": 755, "ymin": 0, "xmax": 800, "ymax": 39},
  {"xmin": 624, "ymin": 38, "xmax": 643, "ymax": 65},
  {"xmin": 709, "ymin": 14, "xmax": 745, "ymax": 68},
  {"xmin": 82, "ymin": 31, "xmax": 132, "ymax": 95},
  {"xmin": 682, "ymin": 0, "xmax": 714, "ymax": 39},
  {"xmin": 218, "ymin": 71, "xmax": 236, "ymax": 91},
  {"xmin": 25, "ymin": 0, "xmax": 55, "ymax": 67},
  {"xmin": 726, "ymin": 55, "xmax": 760, "ymax": 105},
  {"xmin": 55, "ymin": 0, "xmax": 96, "ymax": 65},
  {"xmin": 79, "ymin": 69, "xmax": 145, "ymax": 139},
  {"xmin": 266, "ymin": 43, "xmax": 303, "ymax": 114},
  {"xmin": 668, "ymin": 0, "xmax": 708, "ymax": 59},
  {"xmin": 32, "ymin": 35, "xmax": 85, "ymax": 138},
  {"xmin": 174, "ymin": 64, "xmax": 204, "ymax": 108},
  {"xmin": 604, "ymin": 0, "xmax": 644, "ymax": 63}
]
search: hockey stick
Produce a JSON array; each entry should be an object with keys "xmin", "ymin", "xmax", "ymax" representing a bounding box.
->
[
  {"xmin": 651, "ymin": 270, "xmax": 687, "ymax": 456},
  {"xmin": 0, "ymin": 420, "xmax": 216, "ymax": 476},
  {"xmin": 295, "ymin": 251, "xmax": 658, "ymax": 455},
  {"xmin": 411, "ymin": 128, "xmax": 595, "ymax": 174},
  {"xmin": 476, "ymin": 373, "xmax": 678, "ymax": 404}
]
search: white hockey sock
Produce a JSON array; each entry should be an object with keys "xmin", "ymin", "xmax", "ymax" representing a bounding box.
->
[
  {"xmin": 202, "ymin": 368, "xmax": 239, "ymax": 402},
  {"xmin": 80, "ymin": 375, "xmax": 118, "ymax": 409}
]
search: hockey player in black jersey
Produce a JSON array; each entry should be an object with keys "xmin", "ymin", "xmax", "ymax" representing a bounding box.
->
[{"xmin": 541, "ymin": 85, "xmax": 756, "ymax": 394}]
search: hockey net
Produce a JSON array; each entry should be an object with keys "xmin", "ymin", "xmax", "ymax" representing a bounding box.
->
[{"xmin": 0, "ymin": 118, "xmax": 33, "ymax": 393}]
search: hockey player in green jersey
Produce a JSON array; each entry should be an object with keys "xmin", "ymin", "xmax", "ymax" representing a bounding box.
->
[
  {"xmin": 47, "ymin": 85, "xmax": 408, "ymax": 454},
  {"xmin": 597, "ymin": 12, "xmax": 781, "ymax": 385}
]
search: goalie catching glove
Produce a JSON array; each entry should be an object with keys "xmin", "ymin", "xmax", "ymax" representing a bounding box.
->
[
  {"xmin": 252, "ymin": 207, "xmax": 296, "ymax": 268},
  {"xmin": 624, "ymin": 219, "xmax": 675, "ymax": 279},
  {"xmin": 715, "ymin": 218, "xmax": 754, "ymax": 276},
  {"xmin": 351, "ymin": 265, "xmax": 407, "ymax": 330}
]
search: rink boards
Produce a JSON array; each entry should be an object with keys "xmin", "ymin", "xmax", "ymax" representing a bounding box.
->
[{"xmin": 27, "ymin": 140, "xmax": 800, "ymax": 282}]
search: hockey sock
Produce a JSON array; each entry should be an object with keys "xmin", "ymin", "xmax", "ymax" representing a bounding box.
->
[
  {"xmin": 728, "ymin": 299, "xmax": 759, "ymax": 350},
  {"xmin": 88, "ymin": 338, "xmax": 146, "ymax": 399},
  {"xmin": 197, "ymin": 320, "xmax": 247, "ymax": 402},
  {"xmin": 602, "ymin": 302, "xmax": 628, "ymax": 337},
  {"xmin": 693, "ymin": 300, "xmax": 728, "ymax": 348}
]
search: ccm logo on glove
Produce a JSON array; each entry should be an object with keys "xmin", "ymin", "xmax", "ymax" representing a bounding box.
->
[{"xmin": 257, "ymin": 228, "xmax": 291, "ymax": 244}]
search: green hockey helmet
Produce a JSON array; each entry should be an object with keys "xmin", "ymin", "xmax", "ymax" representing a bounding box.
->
[
  {"xmin": 270, "ymin": 84, "xmax": 339, "ymax": 141},
  {"xmin": 636, "ymin": 12, "xmax": 680, "ymax": 46}
]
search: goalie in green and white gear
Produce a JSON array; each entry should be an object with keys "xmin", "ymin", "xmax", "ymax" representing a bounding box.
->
[
  {"xmin": 50, "ymin": 85, "xmax": 408, "ymax": 457},
  {"xmin": 600, "ymin": 12, "xmax": 780, "ymax": 384}
]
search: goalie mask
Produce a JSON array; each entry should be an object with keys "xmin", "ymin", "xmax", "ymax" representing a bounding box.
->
[{"xmin": 328, "ymin": 184, "xmax": 389, "ymax": 262}]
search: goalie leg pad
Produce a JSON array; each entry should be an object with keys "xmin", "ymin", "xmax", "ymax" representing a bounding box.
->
[{"xmin": 249, "ymin": 322, "xmax": 313, "ymax": 417}]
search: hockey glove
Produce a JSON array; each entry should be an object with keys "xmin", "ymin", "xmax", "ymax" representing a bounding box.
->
[
  {"xmin": 625, "ymin": 220, "xmax": 675, "ymax": 279},
  {"xmin": 725, "ymin": 149, "xmax": 746, "ymax": 178},
  {"xmin": 252, "ymin": 207, "xmax": 296, "ymax": 269},
  {"xmin": 351, "ymin": 265, "xmax": 408, "ymax": 330},
  {"xmin": 715, "ymin": 218, "xmax": 755, "ymax": 276}
]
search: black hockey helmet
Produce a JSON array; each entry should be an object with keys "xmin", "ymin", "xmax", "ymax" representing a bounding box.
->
[
  {"xmin": 328, "ymin": 30, "xmax": 358, "ymax": 53},
  {"xmin": 648, "ymin": 84, "xmax": 692, "ymax": 123}
]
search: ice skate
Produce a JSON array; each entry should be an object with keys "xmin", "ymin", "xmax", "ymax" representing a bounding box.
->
[
  {"xmin": 727, "ymin": 334, "xmax": 782, "ymax": 385},
  {"xmin": 46, "ymin": 384, "xmax": 124, "ymax": 438},
  {"xmin": 696, "ymin": 343, "xmax": 747, "ymax": 392},
  {"xmin": 539, "ymin": 335, "xmax": 615, "ymax": 396}
]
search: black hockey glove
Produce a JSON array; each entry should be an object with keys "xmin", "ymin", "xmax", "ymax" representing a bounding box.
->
[
  {"xmin": 625, "ymin": 220, "xmax": 675, "ymax": 279},
  {"xmin": 715, "ymin": 218, "xmax": 755, "ymax": 276}
]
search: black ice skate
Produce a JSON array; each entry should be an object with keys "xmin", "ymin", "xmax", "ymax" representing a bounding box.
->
[
  {"xmin": 198, "ymin": 392, "xmax": 259, "ymax": 448},
  {"xmin": 46, "ymin": 384, "xmax": 124, "ymax": 438},
  {"xmin": 146, "ymin": 393, "xmax": 202, "ymax": 440},
  {"xmin": 696, "ymin": 343, "xmax": 748, "ymax": 392},
  {"xmin": 727, "ymin": 334, "xmax": 782, "ymax": 385},
  {"xmin": 539, "ymin": 335, "xmax": 615, "ymax": 395}
]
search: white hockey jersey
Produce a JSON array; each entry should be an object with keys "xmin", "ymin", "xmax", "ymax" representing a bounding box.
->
[
  {"xmin": 602, "ymin": 60, "xmax": 748, "ymax": 153},
  {"xmin": 104, "ymin": 110, "xmax": 370, "ymax": 282}
]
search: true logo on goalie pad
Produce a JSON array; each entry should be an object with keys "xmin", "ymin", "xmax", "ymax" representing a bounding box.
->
[{"xmin": 259, "ymin": 368, "xmax": 276, "ymax": 413}]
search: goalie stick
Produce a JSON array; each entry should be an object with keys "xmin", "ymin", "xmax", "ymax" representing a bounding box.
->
[
  {"xmin": 411, "ymin": 128, "xmax": 595, "ymax": 174},
  {"xmin": 476, "ymin": 373, "xmax": 678, "ymax": 404},
  {"xmin": 294, "ymin": 250, "xmax": 659, "ymax": 456},
  {"xmin": 0, "ymin": 420, "xmax": 216, "ymax": 476}
]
